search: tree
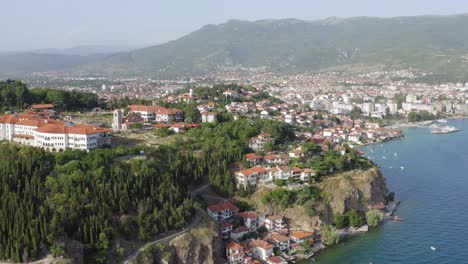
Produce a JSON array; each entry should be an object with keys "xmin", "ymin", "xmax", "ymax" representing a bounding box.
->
[
  {"xmin": 321, "ymin": 225, "xmax": 340, "ymax": 246},
  {"xmin": 263, "ymin": 141, "xmax": 275, "ymax": 153},
  {"xmin": 349, "ymin": 107, "xmax": 363, "ymax": 120},
  {"xmin": 366, "ymin": 209, "xmax": 384, "ymax": 228},
  {"xmin": 333, "ymin": 214, "xmax": 347, "ymax": 228},
  {"xmin": 346, "ymin": 209, "xmax": 363, "ymax": 227}
]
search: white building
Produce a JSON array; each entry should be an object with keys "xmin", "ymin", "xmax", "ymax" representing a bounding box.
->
[
  {"xmin": 0, "ymin": 113, "xmax": 111, "ymax": 152},
  {"xmin": 201, "ymin": 112, "xmax": 216, "ymax": 123}
]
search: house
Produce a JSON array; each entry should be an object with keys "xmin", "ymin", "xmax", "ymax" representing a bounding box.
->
[
  {"xmin": 249, "ymin": 133, "xmax": 274, "ymax": 152},
  {"xmin": 268, "ymin": 166, "xmax": 292, "ymax": 181},
  {"xmin": 241, "ymin": 239, "xmax": 274, "ymax": 262},
  {"xmin": 238, "ymin": 211, "xmax": 265, "ymax": 231},
  {"xmin": 226, "ymin": 242, "xmax": 245, "ymax": 264},
  {"xmin": 265, "ymin": 232, "xmax": 290, "ymax": 252},
  {"xmin": 207, "ymin": 201, "xmax": 240, "ymax": 221},
  {"xmin": 201, "ymin": 111, "xmax": 217, "ymax": 123},
  {"xmin": 234, "ymin": 167, "xmax": 269, "ymax": 188},
  {"xmin": 128, "ymin": 104, "xmax": 183, "ymax": 123},
  {"xmin": 220, "ymin": 222, "xmax": 234, "ymax": 239},
  {"xmin": 30, "ymin": 103, "xmax": 55, "ymax": 112},
  {"xmin": 290, "ymin": 231, "xmax": 314, "ymax": 244},
  {"xmin": 266, "ymin": 256, "xmax": 288, "ymax": 264},
  {"xmin": 231, "ymin": 226, "xmax": 250, "ymax": 241},
  {"xmin": 264, "ymin": 215, "xmax": 286, "ymax": 231},
  {"xmin": 245, "ymin": 153, "xmax": 263, "ymax": 166},
  {"xmin": 289, "ymin": 149, "xmax": 304, "ymax": 158},
  {"xmin": 263, "ymin": 154, "xmax": 290, "ymax": 165}
]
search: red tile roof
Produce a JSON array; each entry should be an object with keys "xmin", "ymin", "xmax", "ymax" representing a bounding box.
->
[{"xmin": 207, "ymin": 201, "xmax": 239, "ymax": 213}]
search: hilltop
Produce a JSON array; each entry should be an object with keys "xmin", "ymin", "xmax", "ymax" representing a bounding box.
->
[{"xmin": 75, "ymin": 14, "xmax": 468, "ymax": 78}]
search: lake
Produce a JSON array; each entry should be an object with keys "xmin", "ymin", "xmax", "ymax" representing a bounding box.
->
[{"xmin": 305, "ymin": 119, "xmax": 468, "ymax": 264}]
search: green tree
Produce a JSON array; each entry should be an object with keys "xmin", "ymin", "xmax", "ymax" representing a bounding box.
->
[
  {"xmin": 366, "ymin": 209, "xmax": 384, "ymax": 228},
  {"xmin": 333, "ymin": 214, "xmax": 347, "ymax": 228},
  {"xmin": 321, "ymin": 225, "xmax": 340, "ymax": 246},
  {"xmin": 346, "ymin": 209, "xmax": 363, "ymax": 227}
]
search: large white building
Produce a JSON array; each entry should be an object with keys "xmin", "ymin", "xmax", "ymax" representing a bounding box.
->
[
  {"xmin": 128, "ymin": 104, "xmax": 183, "ymax": 123},
  {"xmin": 0, "ymin": 113, "xmax": 111, "ymax": 152}
]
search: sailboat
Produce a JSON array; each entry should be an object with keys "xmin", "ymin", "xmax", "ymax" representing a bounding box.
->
[
  {"xmin": 430, "ymin": 246, "xmax": 436, "ymax": 251},
  {"xmin": 400, "ymin": 166, "xmax": 405, "ymax": 170}
]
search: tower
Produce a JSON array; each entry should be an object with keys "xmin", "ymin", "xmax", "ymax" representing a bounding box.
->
[{"xmin": 112, "ymin": 109, "xmax": 123, "ymax": 131}]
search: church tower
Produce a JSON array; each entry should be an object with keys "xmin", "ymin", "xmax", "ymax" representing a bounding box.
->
[{"xmin": 112, "ymin": 109, "xmax": 123, "ymax": 130}]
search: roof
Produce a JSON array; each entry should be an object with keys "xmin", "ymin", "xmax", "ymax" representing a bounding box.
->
[
  {"xmin": 207, "ymin": 201, "xmax": 240, "ymax": 213},
  {"xmin": 227, "ymin": 242, "xmax": 243, "ymax": 250},
  {"xmin": 267, "ymin": 256, "xmax": 285, "ymax": 264},
  {"xmin": 268, "ymin": 233, "xmax": 289, "ymax": 243},
  {"xmin": 232, "ymin": 226, "xmax": 250, "ymax": 234},
  {"xmin": 235, "ymin": 167, "xmax": 268, "ymax": 177},
  {"xmin": 36, "ymin": 123, "xmax": 111, "ymax": 135},
  {"xmin": 238, "ymin": 211, "xmax": 261, "ymax": 219},
  {"xmin": 290, "ymin": 231, "xmax": 314, "ymax": 240},
  {"xmin": 245, "ymin": 153, "xmax": 263, "ymax": 159},
  {"xmin": 129, "ymin": 104, "xmax": 182, "ymax": 115},
  {"xmin": 31, "ymin": 104, "xmax": 54, "ymax": 109},
  {"xmin": 220, "ymin": 222, "xmax": 233, "ymax": 229}
]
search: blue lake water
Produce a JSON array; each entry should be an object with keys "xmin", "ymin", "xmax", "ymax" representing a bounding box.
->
[{"xmin": 305, "ymin": 119, "xmax": 468, "ymax": 264}]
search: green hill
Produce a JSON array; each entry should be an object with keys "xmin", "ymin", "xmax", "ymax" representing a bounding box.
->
[{"xmin": 78, "ymin": 14, "xmax": 468, "ymax": 78}]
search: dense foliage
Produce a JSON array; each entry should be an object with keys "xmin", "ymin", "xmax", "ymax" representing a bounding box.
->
[
  {"xmin": 0, "ymin": 144, "xmax": 197, "ymax": 262},
  {"xmin": 366, "ymin": 209, "xmax": 384, "ymax": 228},
  {"xmin": 0, "ymin": 80, "xmax": 99, "ymax": 111},
  {"xmin": 407, "ymin": 110, "xmax": 438, "ymax": 122},
  {"xmin": 175, "ymin": 118, "xmax": 295, "ymax": 195}
]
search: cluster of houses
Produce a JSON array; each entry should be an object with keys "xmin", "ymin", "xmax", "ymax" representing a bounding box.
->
[
  {"xmin": 207, "ymin": 201, "xmax": 316, "ymax": 264},
  {"xmin": 318, "ymin": 120, "xmax": 403, "ymax": 145},
  {"xmin": 0, "ymin": 104, "xmax": 111, "ymax": 152}
]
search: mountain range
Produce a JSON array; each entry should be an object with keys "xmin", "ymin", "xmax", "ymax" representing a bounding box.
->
[{"xmin": 2, "ymin": 14, "xmax": 468, "ymax": 78}]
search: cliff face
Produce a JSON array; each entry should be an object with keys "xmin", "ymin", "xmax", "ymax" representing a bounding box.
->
[
  {"xmin": 319, "ymin": 167, "xmax": 388, "ymax": 220},
  {"xmin": 166, "ymin": 214, "xmax": 222, "ymax": 264},
  {"xmin": 242, "ymin": 166, "xmax": 388, "ymax": 229}
]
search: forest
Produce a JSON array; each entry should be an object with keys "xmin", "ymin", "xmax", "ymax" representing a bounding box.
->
[
  {"xmin": 0, "ymin": 80, "xmax": 99, "ymax": 111},
  {"xmin": 0, "ymin": 144, "xmax": 196, "ymax": 263}
]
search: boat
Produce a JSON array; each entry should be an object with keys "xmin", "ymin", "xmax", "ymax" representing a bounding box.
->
[
  {"xmin": 393, "ymin": 153, "xmax": 398, "ymax": 157},
  {"xmin": 437, "ymin": 119, "xmax": 448, "ymax": 123},
  {"xmin": 393, "ymin": 216, "xmax": 404, "ymax": 221},
  {"xmin": 400, "ymin": 166, "xmax": 405, "ymax": 170},
  {"xmin": 431, "ymin": 246, "xmax": 436, "ymax": 251},
  {"xmin": 431, "ymin": 125, "xmax": 460, "ymax": 134}
]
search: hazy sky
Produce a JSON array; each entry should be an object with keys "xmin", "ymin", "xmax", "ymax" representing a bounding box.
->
[{"xmin": 2, "ymin": 0, "xmax": 468, "ymax": 51}]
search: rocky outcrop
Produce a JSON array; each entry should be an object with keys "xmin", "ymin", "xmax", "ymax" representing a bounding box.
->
[
  {"xmin": 165, "ymin": 214, "xmax": 222, "ymax": 264},
  {"xmin": 319, "ymin": 167, "xmax": 387, "ymax": 221}
]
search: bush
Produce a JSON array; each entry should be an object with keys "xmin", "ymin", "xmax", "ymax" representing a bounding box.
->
[
  {"xmin": 274, "ymin": 179, "xmax": 286, "ymax": 187},
  {"xmin": 366, "ymin": 209, "xmax": 384, "ymax": 228},
  {"xmin": 345, "ymin": 209, "xmax": 363, "ymax": 227},
  {"xmin": 333, "ymin": 214, "xmax": 347, "ymax": 228},
  {"xmin": 322, "ymin": 225, "xmax": 340, "ymax": 246}
]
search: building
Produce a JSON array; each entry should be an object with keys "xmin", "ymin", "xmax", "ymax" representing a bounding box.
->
[
  {"xmin": 207, "ymin": 201, "xmax": 240, "ymax": 221},
  {"xmin": 231, "ymin": 226, "xmax": 250, "ymax": 241},
  {"xmin": 234, "ymin": 167, "xmax": 269, "ymax": 188},
  {"xmin": 265, "ymin": 233, "xmax": 290, "ymax": 252},
  {"xmin": 249, "ymin": 133, "xmax": 274, "ymax": 152},
  {"xmin": 290, "ymin": 231, "xmax": 314, "ymax": 244},
  {"xmin": 201, "ymin": 111, "xmax": 217, "ymax": 123},
  {"xmin": 0, "ymin": 113, "xmax": 111, "ymax": 151},
  {"xmin": 264, "ymin": 215, "xmax": 286, "ymax": 231},
  {"xmin": 238, "ymin": 211, "xmax": 265, "ymax": 231},
  {"xmin": 220, "ymin": 222, "xmax": 234, "ymax": 239},
  {"xmin": 128, "ymin": 104, "xmax": 183, "ymax": 123},
  {"xmin": 226, "ymin": 242, "xmax": 245, "ymax": 264},
  {"xmin": 241, "ymin": 239, "xmax": 274, "ymax": 262}
]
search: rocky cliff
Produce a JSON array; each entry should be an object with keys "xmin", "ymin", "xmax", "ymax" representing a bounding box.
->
[{"xmin": 318, "ymin": 167, "xmax": 388, "ymax": 221}]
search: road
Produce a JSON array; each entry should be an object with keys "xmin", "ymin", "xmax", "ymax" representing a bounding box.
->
[{"xmin": 122, "ymin": 183, "xmax": 210, "ymax": 264}]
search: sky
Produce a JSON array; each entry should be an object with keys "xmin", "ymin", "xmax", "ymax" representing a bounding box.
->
[{"xmin": 2, "ymin": 0, "xmax": 468, "ymax": 51}]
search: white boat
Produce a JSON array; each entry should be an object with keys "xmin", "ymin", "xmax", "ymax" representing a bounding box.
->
[
  {"xmin": 400, "ymin": 166, "xmax": 405, "ymax": 170},
  {"xmin": 431, "ymin": 125, "xmax": 460, "ymax": 134},
  {"xmin": 430, "ymin": 246, "xmax": 436, "ymax": 251},
  {"xmin": 437, "ymin": 119, "xmax": 448, "ymax": 123},
  {"xmin": 393, "ymin": 153, "xmax": 398, "ymax": 157}
]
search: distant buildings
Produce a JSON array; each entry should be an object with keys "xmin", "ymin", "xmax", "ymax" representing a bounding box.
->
[{"xmin": 249, "ymin": 133, "xmax": 274, "ymax": 152}]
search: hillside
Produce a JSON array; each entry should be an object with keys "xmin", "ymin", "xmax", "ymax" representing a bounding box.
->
[
  {"xmin": 77, "ymin": 14, "xmax": 468, "ymax": 78},
  {"xmin": 241, "ymin": 166, "xmax": 387, "ymax": 231}
]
